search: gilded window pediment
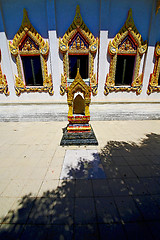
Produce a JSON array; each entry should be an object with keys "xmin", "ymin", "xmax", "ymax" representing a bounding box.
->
[
  {"xmin": 19, "ymin": 36, "xmax": 39, "ymax": 54},
  {"xmin": 68, "ymin": 32, "xmax": 89, "ymax": 54},
  {"xmin": 9, "ymin": 9, "xmax": 53, "ymax": 96},
  {"xmin": 118, "ymin": 36, "xmax": 137, "ymax": 54},
  {"xmin": 59, "ymin": 5, "xmax": 98, "ymax": 96},
  {"xmin": 105, "ymin": 9, "xmax": 147, "ymax": 95},
  {"xmin": 59, "ymin": 6, "xmax": 97, "ymax": 51}
]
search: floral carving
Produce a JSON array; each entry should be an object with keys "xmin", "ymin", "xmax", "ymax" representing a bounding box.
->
[
  {"xmin": 118, "ymin": 36, "xmax": 136, "ymax": 53},
  {"xmin": 147, "ymin": 42, "xmax": 160, "ymax": 94},
  {"xmin": 0, "ymin": 50, "xmax": 9, "ymax": 96},
  {"xmin": 19, "ymin": 36, "xmax": 39, "ymax": 54}
]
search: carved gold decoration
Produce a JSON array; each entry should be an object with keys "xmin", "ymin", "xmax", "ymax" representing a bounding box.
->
[
  {"xmin": 9, "ymin": 9, "xmax": 53, "ymax": 96},
  {"xmin": 60, "ymin": 74, "xmax": 67, "ymax": 95},
  {"xmin": 59, "ymin": 5, "xmax": 98, "ymax": 95},
  {"xmin": 0, "ymin": 67, "xmax": 9, "ymax": 96},
  {"xmin": 118, "ymin": 37, "xmax": 136, "ymax": 54},
  {"xmin": 0, "ymin": 50, "xmax": 9, "ymax": 96},
  {"xmin": 104, "ymin": 9, "xmax": 147, "ymax": 95},
  {"xmin": 69, "ymin": 34, "xmax": 88, "ymax": 54},
  {"xmin": 104, "ymin": 74, "xmax": 143, "ymax": 95},
  {"xmin": 147, "ymin": 42, "xmax": 160, "ymax": 94},
  {"xmin": 91, "ymin": 74, "xmax": 98, "ymax": 96},
  {"xmin": 156, "ymin": 0, "xmax": 160, "ymax": 15},
  {"xmin": 19, "ymin": 36, "xmax": 39, "ymax": 55}
]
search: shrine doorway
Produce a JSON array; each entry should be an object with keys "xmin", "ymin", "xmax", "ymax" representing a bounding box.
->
[{"xmin": 73, "ymin": 93, "xmax": 85, "ymax": 115}]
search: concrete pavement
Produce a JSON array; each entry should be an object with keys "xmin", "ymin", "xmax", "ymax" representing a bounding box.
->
[{"xmin": 0, "ymin": 120, "xmax": 160, "ymax": 239}]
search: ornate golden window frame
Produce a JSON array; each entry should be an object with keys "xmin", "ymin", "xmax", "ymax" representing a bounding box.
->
[
  {"xmin": 59, "ymin": 5, "xmax": 98, "ymax": 96},
  {"xmin": 147, "ymin": 42, "xmax": 160, "ymax": 94},
  {"xmin": 0, "ymin": 50, "xmax": 9, "ymax": 96},
  {"xmin": 104, "ymin": 9, "xmax": 147, "ymax": 95},
  {"xmin": 9, "ymin": 9, "xmax": 53, "ymax": 96}
]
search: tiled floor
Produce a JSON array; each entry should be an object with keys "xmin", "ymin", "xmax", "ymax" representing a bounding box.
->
[
  {"xmin": 60, "ymin": 150, "xmax": 106, "ymax": 179},
  {"xmin": 0, "ymin": 121, "xmax": 160, "ymax": 239}
]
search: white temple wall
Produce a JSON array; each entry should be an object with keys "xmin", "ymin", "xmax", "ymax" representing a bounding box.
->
[{"xmin": 0, "ymin": 0, "xmax": 159, "ymax": 121}]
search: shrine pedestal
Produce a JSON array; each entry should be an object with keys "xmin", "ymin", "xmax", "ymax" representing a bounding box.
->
[{"xmin": 60, "ymin": 124, "xmax": 98, "ymax": 146}]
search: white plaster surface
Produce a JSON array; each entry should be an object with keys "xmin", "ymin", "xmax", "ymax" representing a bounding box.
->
[
  {"xmin": 142, "ymin": 46, "xmax": 155, "ymax": 98},
  {"xmin": 1, "ymin": 33, "xmax": 159, "ymax": 104},
  {"xmin": 0, "ymin": 33, "xmax": 15, "ymax": 100},
  {"xmin": 48, "ymin": 30, "xmax": 64, "ymax": 101},
  {"xmin": 0, "ymin": 103, "xmax": 160, "ymax": 121},
  {"xmin": 0, "ymin": 4, "xmax": 160, "ymax": 113},
  {"xmin": 97, "ymin": 30, "xmax": 109, "ymax": 101}
]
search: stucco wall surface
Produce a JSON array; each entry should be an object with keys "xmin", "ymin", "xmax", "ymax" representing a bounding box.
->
[{"xmin": 0, "ymin": 0, "xmax": 159, "ymax": 121}]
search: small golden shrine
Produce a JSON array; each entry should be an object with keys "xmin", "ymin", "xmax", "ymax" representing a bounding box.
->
[
  {"xmin": 67, "ymin": 68, "xmax": 91, "ymax": 132},
  {"xmin": 59, "ymin": 5, "xmax": 98, "ymax": 145}
]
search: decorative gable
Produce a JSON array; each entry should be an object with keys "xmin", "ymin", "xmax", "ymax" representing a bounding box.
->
[
  {"xmin": 19, "ymin": 36, "xmax": 39, "ymax": 54},
  {"xmin": 69, "ymin": 32, "xmax": 89, "ymax": 54},
  {"xmin": 9, "ymin": 9, "xmax": 53, "ymax": 96},
  {"xmin": 59, "ymin": 5, "xmax": 98, "ymax": 96},
  {"xmin": 118, "ymin": 36, "xmax": 137, "ymax": 54},
  {"xmin": 105, "ymin": 9, "xmax": 147, "ymax": 95}
]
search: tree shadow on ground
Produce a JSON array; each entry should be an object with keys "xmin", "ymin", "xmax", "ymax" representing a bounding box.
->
[{"xmin": 0, "ymin": 133, "xmax": 160, "ymax": 240}]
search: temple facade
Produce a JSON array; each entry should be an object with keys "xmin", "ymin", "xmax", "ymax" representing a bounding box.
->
[{"xmin": 0, "ymin": 0, "xmax": 160, "ymax": 121}]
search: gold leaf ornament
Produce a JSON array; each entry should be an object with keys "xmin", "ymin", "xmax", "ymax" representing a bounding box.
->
[
  {"xmin": 105, "ymin": 9, "xmax": 147, "ymax": 95},
  {"xmin": 9, "ymin": 9, "xmax": 53, "ymax": 96}
]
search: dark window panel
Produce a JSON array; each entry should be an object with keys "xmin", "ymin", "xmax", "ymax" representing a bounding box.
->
[
  {"xmin": 158, "ymin": 72, "xmax": 160, "ymax": 86},
  {"xmin": 69, "ymin": 55, "xmax": 88, "ymax": 79},
  {"xmin": 21, "ymin": 56, "xmax": 43, "ymax": 86},
  {"xmin": 115, "ymin": 55, "xmax": 135, "ymax": 86}
]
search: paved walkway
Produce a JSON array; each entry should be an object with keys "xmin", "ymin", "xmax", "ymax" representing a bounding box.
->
[{"xmin": 0, "ymin": 121, "xmax": 160, "ymax": 240}]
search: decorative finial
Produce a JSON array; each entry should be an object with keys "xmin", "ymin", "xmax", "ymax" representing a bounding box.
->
[
  {"xmin": 22, "ymin": 8, "xmax": 31, "ymax": 29},
  {"xmin": 76, "ymin": 5, "xmax": 80, "ymax": 12},
  {"xmin": 23, "ymin": 8, "xmax": 27, "ymax": 16},
  {"xmin": 73, "ymin": 5, "xmax": 82, "ymax": 27},
  {"xmin": 125, "ymin": 9, "xmax": 134, "ymax": 29},
  {"xmin": 75, "ymin": 67, "xmax": 82, "ymax": 80}
]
